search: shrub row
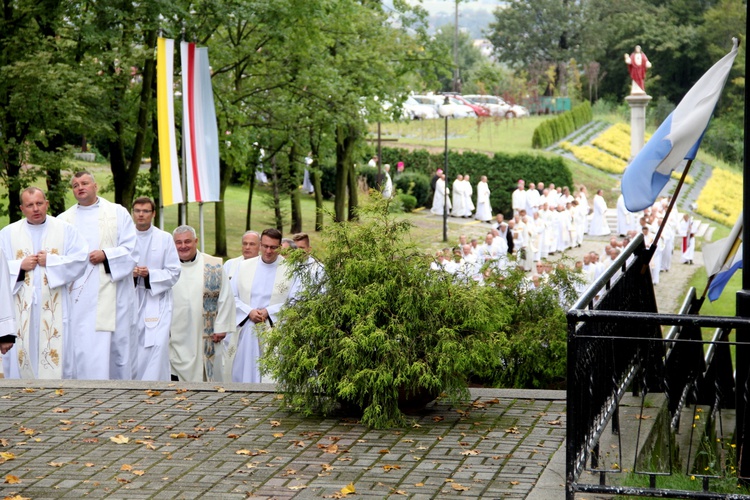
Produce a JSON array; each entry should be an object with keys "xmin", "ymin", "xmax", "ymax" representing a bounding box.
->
[
  {"xmin": 380, "ymin": 148, "xmax": 573, "ymax": 216},
  {"xmin": 531, "ymin": 102, "xmax": 593, "ymax": 149}
]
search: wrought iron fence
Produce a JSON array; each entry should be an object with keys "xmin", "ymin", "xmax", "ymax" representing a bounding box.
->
[{"xmin": 566, "ymin": 234, "xmax": 750, "ymax": 499}]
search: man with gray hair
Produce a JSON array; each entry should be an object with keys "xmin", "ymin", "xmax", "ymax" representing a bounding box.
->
[
  {"xmin": 170, "ymin": 225, "xmax": 235, "ymax": 382},
  {"xmin": 224, "ymin": 230, "xmax": 260, "ymax": 281}
]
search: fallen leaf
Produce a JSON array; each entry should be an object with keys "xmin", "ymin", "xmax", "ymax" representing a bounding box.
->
[
  {"xmin": 460, "ymin": 449, "xmax": 480, "ymax": 456},
  {"xmin": 321, "ymin": 464, "xmax": 334, "ymax": 472},
  {"xmin": 85, "ymin": 463, "xmax": 95, "ymax": 467},
  {"xmin": 505, "ymin": 427, "xmax": 519, "ymax": 434},
  {"xmin": 412, "ymin": 423, "xmax": 422, "ymax": 428},
  {"xmin": 321, "ymin": 443, "xmax": 338, "ymax": 454},
  {"xmin": 548, "ymin": 420, "xmax": 562, "ymax": 426},
  {"xmin": 226, "ymin": 434, "xmax": 240, "ymax": 439},
  {"xmin": 636, "ymin": 414, "xmax": 652, "ymax": 420},
  {"xmin": 341, "ymin": 483, "xmax": 356, "ymax": 495},
  {"xmin": 82, "ymin": 438, "xmax": 99, "ymax": 444},
  {"xmin": 281, "ymin": 469, "xmax": 297, "ymax": 476},
  {"xmin": 270, "ymin": 420, "xmax": 281, "ymax": 427},
  {"xmin": 3, "ymin": 495, "xmax": 30, "ymax": 500},
  {"xmin": 52, "ymin": 408, "xmax": 69, "ymax": 413},
  {"xmin": 451, "ymin": 483, "xmax": 470, "ymax": 491},
  {"xmin": 432, "ymin": 416, "xmax": 444, "ymax": 422},
  {"xmin": 59, "ymin": 420, "xmax": 72, "ymax": 425},
  {"xmin": 4, "ymin": 474, "xmax": 21, "ymax": 484},
  {"xmin": 292, "ymin": 440, "xmax": 306, "ymax": 447},
  {"xmin": 48, "ymin": 461, "xmax": 65, "ymax": 467},
  {"xmin": 486, "ymin": 398, "xmax": 500, "ymax": 404},
  {"xmin": 382, "ymin": 464, "xmax": 401, "ymax": 471},
  {"xmin": 510, "ymin": 481, "xmax": 520, "ymax": 485},
  {"xmin": 120, "ymin": 464, "xmax": 133, "ymax": 471},
  {"xmin": 116, "ymin": 477, "xmax": 131, "ymax": 484},
  {"xmin": 132, "ymin": 470, "xmax": 145, "ymax": 476},
  {"xmin": 169, "ymin": 433, "xmax": 188, "ymax": 439},
  {"xmin": 0, "ymin": 439, "xmax": 7, "ymax": 447},
  {"xmin": 22, "ymin": 388, "xmax": 36, "ymax": 393},
  {"xmin": 379, "ymin": 449, "xmax": 390, "ymax": 454},
  {"xmin": 0, "ymin": 452, "xmax": 16, "ymax": 460},
  {"xmin": 415, "ymin": 482, "xmax": 424, "ymax": 487},
  {"xmin": 145, "ymin": 390, "xmax": 161, "ymax": 397},
  {"xmin": 55, "ymin": 389, "xmax": 64, "ymax": 396},
  {"xmin": 272, "ymin": 432, "xmax": 284, "ymax": 438},
  {"xmin": 110, "ymin": 435, "xmax": 129, "ymax": 444},
  {"xmin": 393, "ymin": 490, "xmax": 407, "ymax": 495},
  {"xmin": 288, "ymin": 485, "xmax": 307, "ymax": 491},
  {"xmin": 214, "ymin": 386, "xmax": 226, "ymax": 393}
]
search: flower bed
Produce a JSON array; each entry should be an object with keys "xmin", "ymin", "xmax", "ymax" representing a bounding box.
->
[
  {"xmin": 559, "ymin": 141, "xmax": 627, "ymax": 174},
  {"xmin": 695, "ymin": 167, "xmax": 742, "ymax": 227}
]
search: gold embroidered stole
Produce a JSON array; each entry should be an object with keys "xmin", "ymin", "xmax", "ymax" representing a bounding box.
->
[
  {"xmin": 12, "ymin": 219, "xmax": 65, "ymax": 379},
  {"xmin": 202, "ymin": 254, "xmax": 223, "ymax": 381}
]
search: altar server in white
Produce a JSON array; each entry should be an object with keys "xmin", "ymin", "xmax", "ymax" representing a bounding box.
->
[
  {"xmin": 474, "ymin": 176, "xmax": 493, "ymax": 222},
  {"xmin": 0, "ymin": 188, "xmax": 88, "ymax": 379},
  {"xmin": 589, "ymin": 189, "xmax": 611, "ymax": 236},
  {"xmin": 170, "ymin": 225, "xmax": 235, "ymax": 382},
  {"xmin": 225, "ymin": 228, "xmax": 295, "ymax": 383},
  {"xmin": 59, "ymin": 172, "xmax": 138, "ymax": 380},
  {"xmin": 131, "ymin": 197, "xmax": 181, "ymax": 381}
]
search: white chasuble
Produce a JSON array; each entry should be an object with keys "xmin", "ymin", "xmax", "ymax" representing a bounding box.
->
[
  {"xmin": 0, "ymin": 217, "xmax": 88, "ymax": 379},
  {"xmin": 224, "ymin": 256, "xmax": 293, "ymax": 383}
]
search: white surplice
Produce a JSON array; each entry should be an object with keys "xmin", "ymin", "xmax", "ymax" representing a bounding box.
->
[
  {"xmin": 462, "ymin": 179, "xmax": 475, "ymax": 214},
  {"xmin": 0, "ymin": 217, "xmax": 87, "ymax": 379},
  {"xmin": 170, "ymin": 253, "xmax": 235, "ymax": 382},
  {"xmin": 134, "ymin": 226, "xmax": 181, "ymax": 381},
  {"xmin": 451, "ymin": 179, "xmax": 465, "ymax": 216},
  {"xmin": 0, "ymin": 249, "xmax": 15, "ymax": 341},
  {"xmin": 589, "ymin": 194, "xmax": 611, "ymax": 236},
  {"xmin": 226, "ymin": 256, "xmax": 294, "ymax": 383},
  {"xmin": 475, "ymin": 181, "xmax": 492, "ymax": 222},
  {"xmin": 430, "ymin": 178, "xmax": 451, "ymax": 216},
  {"xmin": 59, "ymin": 198, "xmax": 138, "ymax": 380}
]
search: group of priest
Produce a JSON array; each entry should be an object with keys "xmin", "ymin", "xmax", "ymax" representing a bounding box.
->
[{"xmin": 0, "ymin": 173, "xmax": 310, "ymax": 384}]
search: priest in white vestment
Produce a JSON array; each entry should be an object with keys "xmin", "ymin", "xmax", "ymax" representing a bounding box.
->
[
  {"xmin": 588, "ymin": 190, "xmax": 611, "ymax": 236},
  {"xmin": 462, "ymin": 175, "xmax": 475, "ymax": 216},
  {"xmin": 430, "ymin": 174, "xmax": 451, "ymax": 216},
  {"xmin": 224, "ymin": 231, "xmax": 261, "ymax": 281},
  {"xmin": 474, "ymin": 176, "xmax": 493, "ymax": 222},
  {"xmin": 225, "ymin": 228, "xmax": 296, "ymax": 383},
  {"xmin": 451, "ymin": 174, "xmax": 465, "ymax": 217},
  {"xmin": 0, "ymin": 188, "xmax": 88, "ymax": 379},
  {"xmin": 170, "ymin": 226, "xmax": 236, "ymax": 382},
  {"xmin": 677, "ymin": 214, "xmax": 695, "ymax": 264},
  {"xmin": 58, "ymin": 173, "xmax": 138, "ymax": 380},
  {"xmin": 131, "ymin": 197, "xmax": 181, "ymax": 381},
  {"xmin": 511, "ymin": 181, "xmax": 527, "ymax": 217},
  {"xmin": 382, "ymin": 164, "xmax": 394, "ymax": 199}
]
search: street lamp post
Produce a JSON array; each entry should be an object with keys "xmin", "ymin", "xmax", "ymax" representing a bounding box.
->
[{"xmin": 438, "ymin": 96, "xmax": 451, "ymax": 242}]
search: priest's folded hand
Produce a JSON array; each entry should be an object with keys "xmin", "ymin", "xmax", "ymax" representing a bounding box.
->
[{"xmin": 0, "ymin": 342, "xmax": 13, "ymax": 355}]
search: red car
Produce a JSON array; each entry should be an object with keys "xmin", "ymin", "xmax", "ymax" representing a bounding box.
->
[{"xmin": 447, "ymin": 94, "xmax": 491, "ymax": 117}]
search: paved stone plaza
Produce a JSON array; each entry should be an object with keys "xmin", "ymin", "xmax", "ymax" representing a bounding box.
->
[{"xmin": 0, "ymin": 380, "xmax": 565, "ymax": 499}]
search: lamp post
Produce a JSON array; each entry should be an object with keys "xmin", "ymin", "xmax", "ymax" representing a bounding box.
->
[{"xmin": 438, "ymin": 96, "xmax": 451, "ymax": 242}]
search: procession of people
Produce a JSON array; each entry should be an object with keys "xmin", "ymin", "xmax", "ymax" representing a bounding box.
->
[{"xmin": 0, "ymin": 173, "xmax": 316, "ymax": 384}]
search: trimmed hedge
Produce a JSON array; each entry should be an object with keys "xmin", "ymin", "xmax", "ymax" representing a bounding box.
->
[
  {"xmin": 379, "ymin": 148, "xmax": 573, "ymax": 217},
  {"xmin": 395, "ymin": 172, "xmax": 431, "ymax": 208},
  {"xmin": 531, "ymin": 102, "xmax": 593, "ymax": 149}
]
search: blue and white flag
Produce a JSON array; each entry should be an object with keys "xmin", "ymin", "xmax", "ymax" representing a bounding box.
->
[
  {"xmin": 621, "ymin": 38, "xmax": 738, "ymax": 212},
  {"xmin": 703, "ymin": 212, "xmax": 743, "ymax": 302}
]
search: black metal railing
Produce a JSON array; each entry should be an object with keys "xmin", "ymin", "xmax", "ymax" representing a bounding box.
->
[{"xmin": 566, "ymin": 234, "xmax": 750, "ymax": 499}]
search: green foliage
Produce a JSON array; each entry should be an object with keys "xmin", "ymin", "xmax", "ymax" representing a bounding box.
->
[
  {"xmin": 397, "ymin": 193, "xmax": 417, "ymax": 212},
  {"xmin": 394, "ymin": 172, "xmax": 431, "ymax": 208},
  {"xmin": 380, "ymin": 148, "xmax": 573, "ymax": 217},
  {"xmin": 262, "ymin": 200, "xmax": 514, "ymax": 428},
  {"xmin": 531, "ymin": 102, "xmax": 592, "ymax": 149}
]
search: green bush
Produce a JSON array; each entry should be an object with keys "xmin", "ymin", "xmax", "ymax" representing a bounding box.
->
[
  {"xmin": 263, "ymin": 200, "xmax": 515, "ymax": 428},
  {"xmin": 318, "ymin": 161, "xmax": 337, "ymax": 200},
  {"xmin": 394, "ymin": 171, "xmax": 431, "ymax": 208},
  {"xmin": 532, "ymin": 101, "xmax": 593, "ymax": 149},
  {"xmin": 398, "ymin": 193, "xmax": 417, "ymax": 212}
]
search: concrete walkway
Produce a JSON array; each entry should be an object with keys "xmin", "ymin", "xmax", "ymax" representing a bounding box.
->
[{"xmin": 0, "ymin": 380, "xmax": 565, "ymax": 499}]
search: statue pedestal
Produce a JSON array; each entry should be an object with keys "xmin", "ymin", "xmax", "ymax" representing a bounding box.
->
[{"xmin": 625, "ymin": 93, "xmax": 652, "ymax": 159}]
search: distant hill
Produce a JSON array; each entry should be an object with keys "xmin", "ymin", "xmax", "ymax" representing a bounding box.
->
[{"xmin": 429, "ymin": 3, "xmax": 500, "ymax": 39}]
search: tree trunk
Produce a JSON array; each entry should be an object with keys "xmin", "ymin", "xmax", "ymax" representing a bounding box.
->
[
  {"xmin": 245, "ymin": 168, "xmax": 256, "ymax": 231},
  {"xmin": 288, "ymin": 144, "xmax": 302, "ymax": 234},
  {"xmin": 6, "ymin": 148, "xmax": 22, "ymax": 222},
  {"xmin": 335, "ymin": 125, "xmax": 358, "ymax": 223},
  {"xmin": 271, "ymin": 155, "xmax": 283, "ymax": 231},
  {"xmin": 215, "ymin": 148, "xmax": 235, "ymax": 256},
  {"xmin": 309, "ymin": 134, "xmax": 324, "ymax": 231},
  {"xmin": 347, "ymin": 159, "xmax": 358, "ymax": 221}
]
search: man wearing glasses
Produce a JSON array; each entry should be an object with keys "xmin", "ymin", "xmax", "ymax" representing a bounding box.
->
[
  {"xmin": 131, "ymin": 197, "xmax": 181, "ymax": 381},
  {"xmin": 224, "ymin": 228, "xmax": 294, "ymax": 383}
]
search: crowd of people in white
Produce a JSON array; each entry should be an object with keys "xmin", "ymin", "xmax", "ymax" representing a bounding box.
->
[
  {"xmin": 0, "ymin": 173, "xmax": 321, "ymax": 385},
  {"xmin": 428, "ymin": 176, "xmax": 699, "ymax": 291}
]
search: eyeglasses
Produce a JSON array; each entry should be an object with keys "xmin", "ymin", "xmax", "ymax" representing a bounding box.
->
[
  {"xmin": 261, "ymin": 244, "xmax": 280, "ymax": 251},
  {"xmin": 133, "ymin": 209, "xmax": 153, "ymax": 214}
]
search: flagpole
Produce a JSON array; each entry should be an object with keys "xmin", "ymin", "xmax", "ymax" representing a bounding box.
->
[
  {"xmin": 641, "ymin": 159, "xmax": 694, "ymax": 273},
  {"xmin": 199, "ymin": 202, "xmax": 205, "ymax": 253}
]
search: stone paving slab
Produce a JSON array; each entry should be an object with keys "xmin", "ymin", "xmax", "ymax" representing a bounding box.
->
[{"xmin": 0, "ymin": 381, "xmax": 565, "ymax": 499}]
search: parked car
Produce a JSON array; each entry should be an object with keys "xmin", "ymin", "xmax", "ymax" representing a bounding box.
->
[
  {"xmin": 447, "ymin": 94, "xmax": 491, "ymax": 117},
  {"xmin": 463, "ymin": 95, "xmax": 529, "ymax": 118},
  {"xmin": 412, "ymin": 95, "xmax": 476, "ymax": 118},
  {"xmin": 402, "ymin": 96, "xmax": 439, "ymax": 120}
]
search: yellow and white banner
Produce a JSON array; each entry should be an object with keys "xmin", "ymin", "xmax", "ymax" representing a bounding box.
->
[{"xmin": 157, "ymin": 37, "xmax": 183, "ymax": 206}]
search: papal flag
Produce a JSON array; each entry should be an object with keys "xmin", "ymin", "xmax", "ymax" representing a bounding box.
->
[
  {"xmin": 157, "ymin": 37, "xmax": 183, "ymax": 206},
  {"xmin": 621, "ymin": 38, "xmax": 738, "ymax": 212},
  {"xmin": 181, "ymin": 41, "xmax": 221, "ymax": 203}
]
